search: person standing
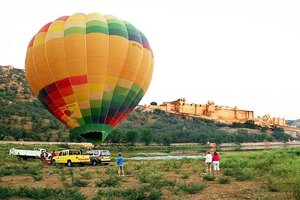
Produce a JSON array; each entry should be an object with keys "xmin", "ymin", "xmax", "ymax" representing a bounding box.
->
[
  {"xmin": 40, "ymin": 150, "xmax": 46, "ymax": 164},
  {"xmin": 203, "ymin": 151, "xmax": 212, "ymax": 175},
  {"xmin": 212, "ymin": 151, "xmax": 220, "ymax": 174},
  {"xmin": 117, "ymin": 152, "xmax": 125, "ymax": 177},
  {"xmin": 51, "ymin": 151, "xmax": 56, "ymax": 158},
  {"xmin": 50, "ymin": 151, "xmax": 56, "ymax": 164}
]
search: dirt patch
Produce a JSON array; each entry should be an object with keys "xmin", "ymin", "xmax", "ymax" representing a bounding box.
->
[{"xmin": 0, "ymin": 174, "xmax": 62, "ymax": 188}]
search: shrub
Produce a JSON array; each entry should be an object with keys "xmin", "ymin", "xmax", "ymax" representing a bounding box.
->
[
  {"xmin": 80, "ymin": 172, "xmax": 92, "ymax": 179},
  {"xmin": 218, "ymin": 176, "xmax": 230, "ymax": 184},
  {"xmin": 148, "ymin": 189, "xmax": 163, "ymax": 200},
  {"xmin": 32, "ymin": 174, "xmax": 42, "ymax": 181},
  {"xmin": 151, "ymin": 179, "xmax": 176, "ymax": 188},
  {"xmin": 267, "ymin": 177, "xmax": 281, "ymax": 192},
  {"xmin": 223, "ymin": 168, "xmax": 235, "ymax": 176},
  {"xmin": 139, "ymin": 169, "xmax": 151, "ymax": 183},
  {"xmin": 235, "ymin": 169, "xmax": 254, "ymax": 181},
  {"xmin": 62, "ymin": 188, "xmax": 86, "ymax": 200},
  {"xmin": 178, "ymin": 183, "xmax": 206, "ymax": 194},
  {"xmin": 73, "ymin": 179, "xmax": 88, "ymax": 187},
  {"xmin": 0, "ymin": 187, "xmax": 62, "ymax": 199},
  {"xmin": 95, "ymin": 176, "xmax": 122, "ymax": 187},
  {"xmin": 181, "ymin": 174, "xmax": 189, "ymax": 179},
  {"xmin": 203, "ymin": 174, "xmax": 215, "ymax": 181}
]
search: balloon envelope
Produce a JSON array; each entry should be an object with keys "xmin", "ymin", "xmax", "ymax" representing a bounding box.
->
[{"xmin": 25, "ymin": 12, "xmax": 154, "ymax": 143}]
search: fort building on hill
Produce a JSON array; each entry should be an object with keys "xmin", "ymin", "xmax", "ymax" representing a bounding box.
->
[{"xmin": 144, "ymin": 98, "xmax": 287, "ymax": 127}]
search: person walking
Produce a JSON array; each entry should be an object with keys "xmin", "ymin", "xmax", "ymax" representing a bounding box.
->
[
  {"xmin": 212, "ymin": 151, "xmax": 221, "ymax": 174},
  {"xmin": 117, "ymin": 152, "xmax": 125, "ymax": 177},
  {"xmin": 203, "ymin": 151, "xmax": 212, "ymax": 175}
]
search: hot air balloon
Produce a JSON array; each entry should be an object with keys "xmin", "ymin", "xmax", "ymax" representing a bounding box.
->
[{"xmin": 25, "ymin": 12, "xmax": 154, "ymax": 144}]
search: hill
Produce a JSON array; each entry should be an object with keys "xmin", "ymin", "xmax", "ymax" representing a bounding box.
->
[
  {"xmin": 0, "ymin": 66, "xmax": 68, "ymax": 141},
  {"xmin": 0, "ymin": 65, "xmax": 297, "ymax": 144},
  {"xmin": 286, "ymin": 119, "xmax": 300, "ymax": 128}
]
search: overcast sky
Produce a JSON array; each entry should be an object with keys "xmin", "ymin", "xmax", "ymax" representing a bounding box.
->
[{"xmin": 0, "ymin": 0, "xmax": 299, "ymax": 119}]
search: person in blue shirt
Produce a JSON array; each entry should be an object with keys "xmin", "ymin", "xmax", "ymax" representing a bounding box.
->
[{"xmin": 117, "ymin": 152, "xmax": 125, "ymax": 176}]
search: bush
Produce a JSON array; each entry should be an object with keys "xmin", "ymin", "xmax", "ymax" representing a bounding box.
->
[
  {"xmin": 178, "ymin": 183, "xmax": 206, "ymax": 194},
  {"xmin": 203, "ymin": 174, "xmax": 215, "ymax": 181},
  {"xmin": 181, "ymin": 174, "xmax": 189, "ymax": 179},
  {"xmin": 73, "ymin": 179, "xmax": 88, "ymax": 187},
  {"xmin": 223, "ymin": 168, "xmax": 235, "ymax": 176},
  {"xmin": 267, "ymin": 177, "xmax": 281, "ymax": 192},
  {"xmin": 32, "ymin": 174, "xmax": 42, "ymax": 181},
  {"xmin": 235, "ymin": 170, "xmax": 254, "ymax": 181},
  {"xmin": 95, "ymin": 176, "xmax": 122, "ymax": 187},
  {"xmin": 218, "ymin": 176, "xmax": 230, "ymax": 184}
]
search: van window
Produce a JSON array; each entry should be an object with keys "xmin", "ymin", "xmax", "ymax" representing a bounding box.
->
[{"xmin": 101, "ymin": 151, "xmax": 110, "ymax": 156}]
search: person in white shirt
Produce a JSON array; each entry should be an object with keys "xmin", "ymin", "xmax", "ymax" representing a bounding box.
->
[{"xmin": 203, "ymin": 151, "xmax": 212, "ymax": 174}]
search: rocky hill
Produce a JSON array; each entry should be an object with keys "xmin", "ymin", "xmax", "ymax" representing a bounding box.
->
[
  {"xmin": 0, "ymin": 65, "xmax": 298, "ymax": 143},
  {"xmin": 0, "ymin": 66, "xmax": 68, "ymax": 141}
]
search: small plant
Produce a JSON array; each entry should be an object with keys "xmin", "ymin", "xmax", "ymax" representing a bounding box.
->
[
  {"xmin": 94, "ymin": 188, "xmax": 123, "ymax": 199},
  {"xmin": 73, "ymin": 179, "xmax": 88, "ymax": 187},
  {"xmin": 235, "ymin": 170, "xmax": 254, "ymax": 181},
  {"xmin": 218, "ymin": 176, "xmax": 230, "ymax": 184},
  {"xmin": 105, "ymin": 167, "xmax": 116, "ymax": 175},
  {"xmin": 192, "ymin": 164, "xmax": 199, "ymax": 173},
  {"xmin": 32, "ymin": 174, "xmax": 42, "ymax": 181},
  {"xmin": 62, "ymin": 188, "xmax": 86, "ymax": 200},
  {"xmin": 148, "ymin": 189, "xmax": 163, "ymax": 200},
  {"xmin": 178, "ymin": 183, "xmax": 206, "ymax": 194},
  {"xmin": 95, "ymin": 176, "xmax": 122, "ymax": 187},
  {"xmin": 267, "ymin": 177, "xmax": 281, "ymax": 192},
  {"xmin": 80, "ymin": 172, "xmax": 92, "ymax": 179},
  {"xmin": 139, "ymin": 169, "xmax": 151, "ymax": 183},
  {"xmin": 223, "ymin": 168, "xmax": 235, "ymax": 176},
  {"xmin": 181, "ymin": 174, "xmax": 189, "ymax": 179},
  {"xmin": 203, "ymin": 174, "xmax": 215, "ymax": 181}
]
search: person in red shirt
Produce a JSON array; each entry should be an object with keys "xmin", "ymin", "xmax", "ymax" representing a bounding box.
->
[{"xmin": 212, "ymin": 151, "xmax": 220, "ymax": 174}]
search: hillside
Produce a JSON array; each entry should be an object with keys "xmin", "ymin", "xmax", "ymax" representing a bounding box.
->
[
  {"xmin": 0, "ymin": 66, "xmax": 297, "ymax": 144},
  {"xmin": 0, "ymin": 66, "xmax": 68, "ymax": 141},
  {"xmin": 286, "ymin": 119, "xmax": 300, "ymax": 128}
]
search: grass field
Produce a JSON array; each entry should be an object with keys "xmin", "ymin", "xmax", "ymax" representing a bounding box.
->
[{"xmin": 0, "ymin": 143, "xmax": 299, "ymax": 200}]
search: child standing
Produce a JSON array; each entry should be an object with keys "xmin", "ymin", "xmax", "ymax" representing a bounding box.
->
[
  {"xmin": 203, "ymin": 151, "xmax": 212, "ymax": 174},
  {"xmin": 212, "ymin": 151, "xmax": 220, "ymax": 174},
  {"xmin": 117, "ymin": 152, "xmax": 125, "ymax": 177}
]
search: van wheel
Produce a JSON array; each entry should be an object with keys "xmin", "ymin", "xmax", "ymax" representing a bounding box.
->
[
  {"xmin": 67, "ymin": 160, "xmax": 72, "ymax": 167},
  {"xmin": 92, "ymin": 160, "xmax": 98, "ymax": 166}
]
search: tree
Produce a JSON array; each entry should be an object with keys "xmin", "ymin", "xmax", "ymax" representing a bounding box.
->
[
  {"xmin": 161, "ymin": 133, "xmax": 172, "ymax": 146},
  {"xmin": 235, "ymin": 132, "xmax": 246, "ymax": 143},
  {"xmin": 108, "ymin": 129, "xmax": 123, "ymax": 144},
  {"xmin": 126, "ymin": 130, "xmax": 139, "ymax": 145},
  {"xmin": 244, "ymin": 120, "xmax": 256, "ymax": 129},
  {"xmin": 141, "ymin": 129, "xmax": 153, "ymax": 145},
  {"xmin": 272, "ymin": 126, "xmax": 290, "ymax": 142}
]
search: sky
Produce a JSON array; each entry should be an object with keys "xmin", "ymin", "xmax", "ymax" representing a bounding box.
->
[{"xmin": 0, "ymin": 0, "xmax": 300, "ymax": 119}]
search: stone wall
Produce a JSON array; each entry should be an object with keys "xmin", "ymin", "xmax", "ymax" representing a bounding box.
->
[{"xmin": 159, "ymin": 98, "xmax": 254, "ymax": 123}]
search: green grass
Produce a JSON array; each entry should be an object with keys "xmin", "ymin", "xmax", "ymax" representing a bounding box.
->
[{"xmin": 0, "ymin": 143, "xmax": 300, "ymax": 199}]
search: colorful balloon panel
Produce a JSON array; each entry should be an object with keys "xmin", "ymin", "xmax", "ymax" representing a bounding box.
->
[{"xmin": 25, "ymin": 12, "xmax": 154, "ymax": 143}]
